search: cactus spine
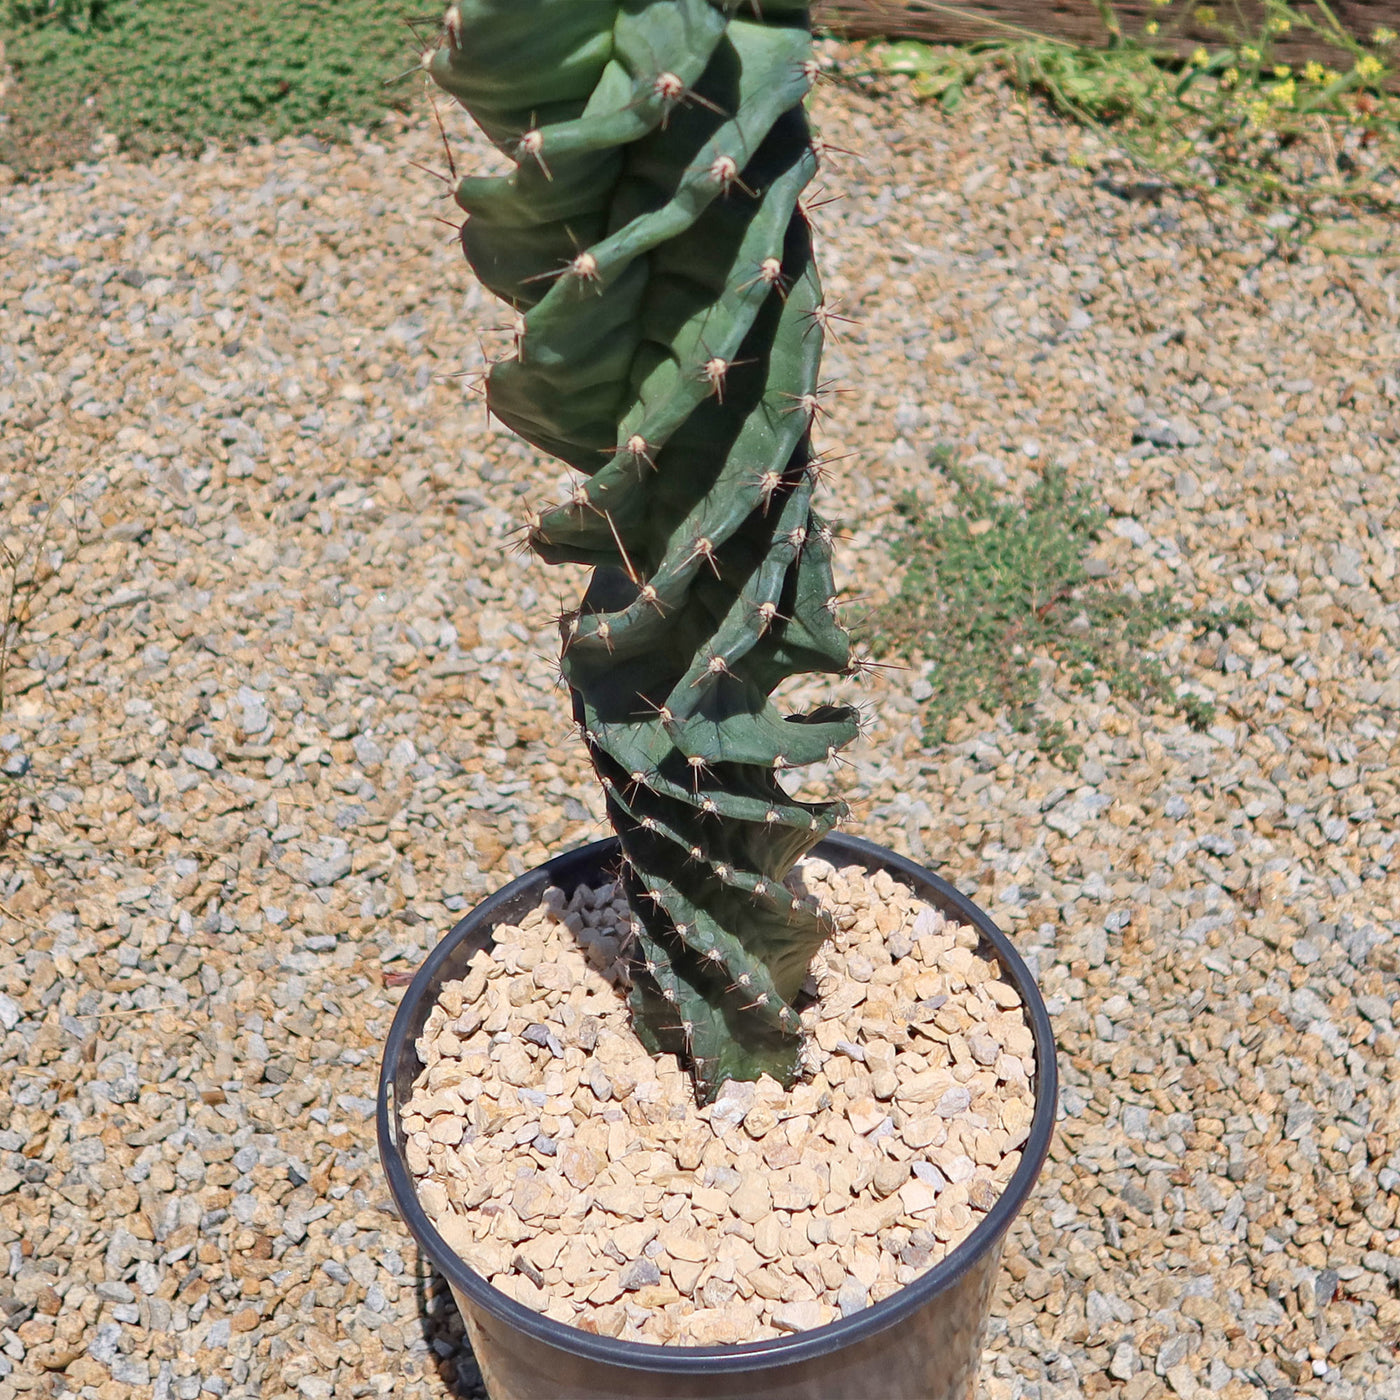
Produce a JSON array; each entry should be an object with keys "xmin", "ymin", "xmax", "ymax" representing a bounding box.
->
[{"xmin": 430, "ymin": 0, "xmax": 857, "ymax": 1102}]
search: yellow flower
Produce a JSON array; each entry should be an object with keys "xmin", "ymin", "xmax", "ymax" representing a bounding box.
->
[
  {"xmin": 1246, "ymin": 98, "xmax": 1271, "ymax": 127},
  {"xmin": 1304, "ymin": 60, "xmax": 1326, "ymax": 82},
  {"xmin": 1241, "ymin": 45, "xmax": 1260, "ymax": 62},
  {"xmin": 1373, "ymin": 27, "xmax": 1397, "ymax": 45},
  {"xmin": 1222, "ymin": 66, "xmax": 1240, "ymax": 87},
  {"xmin": 1145, "ymin": 19, "xmax": 1159, "ymax": 34},
  {"xmin": 1272, "ymin": 64, "xmax": 1290, "ymax": 77},
  {"xmin": 1272, "ymin": 78, "xmax": 1296, "ymax": 106},
  {"xmin": 1268, "ymin": 16, "xmax": 1290, "ymax": 32},
  {"xmin": 1151, "ymin": 0, "xmax": 1171, "ymax": 6},
  {"xmin": 1355, "ymin": 54, "xmax": 1384, "ymax": 79},
  {"xmin": 1192, "ymin": 47, "xmax": 1210, "ymax": 66},
  {"xmin": 1196, "ymin": 5, "xmax": 1216, "ymax": 24},
  {"xmin": 1324, "ymin": 68, "xmax": 1343, "ymax": 83}
]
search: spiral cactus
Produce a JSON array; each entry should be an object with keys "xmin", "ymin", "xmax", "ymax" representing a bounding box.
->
[{"xmin": 430, "ymin": 0, "xmax": 858, "ymax": 1102}]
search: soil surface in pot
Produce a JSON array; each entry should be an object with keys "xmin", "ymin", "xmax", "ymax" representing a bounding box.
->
[{"xmin": 402, "ymin": 857, "xmax": 1037, "ymax": 1346}]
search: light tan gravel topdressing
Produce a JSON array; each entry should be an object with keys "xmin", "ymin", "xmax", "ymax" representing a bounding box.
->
[
  {"xmin": 403, "ymin": 859, "xmax": 1037, "ymax": 1346},
  {"xmin": 1, "ymin": 43, "xmax": 1398, "ymax": 1400}
]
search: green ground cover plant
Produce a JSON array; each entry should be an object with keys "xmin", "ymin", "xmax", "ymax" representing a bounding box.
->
[
  {"xmin": 0, "ymin": 0, "xmax": 418, "ymax": 173},
  {"xmin": 863, "ymin": 0, "xmax": 1400, "ymax": 238},
  {"xmin": 872, "ymin": 451, "xmax": 1249, "ymax": 759}
]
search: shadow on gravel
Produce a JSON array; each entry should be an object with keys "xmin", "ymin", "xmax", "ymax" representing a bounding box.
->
[{"xmin": 414, "ymin": 1260, "xmax": 488, "ymax": 1399}]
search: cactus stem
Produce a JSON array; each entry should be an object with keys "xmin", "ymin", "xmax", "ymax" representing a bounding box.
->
[{"xmin": 514, "ymin": 126, "xmax": 551, "ymax": 180}]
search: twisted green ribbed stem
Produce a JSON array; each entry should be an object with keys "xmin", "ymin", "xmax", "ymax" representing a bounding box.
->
[{"xmin": 431, "ymin": 0, "xmax": 856, "ymax": 1101}]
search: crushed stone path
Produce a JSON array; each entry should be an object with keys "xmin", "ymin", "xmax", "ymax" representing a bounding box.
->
[{"xmin": 1, "ymin": 51, "xmax": 1398, "ymax": 1400}]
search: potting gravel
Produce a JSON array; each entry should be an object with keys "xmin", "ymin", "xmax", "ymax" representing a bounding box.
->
[
  {"xmin": 403, "ymin": 859, "xmax": 1038, "ymax": 1345},
  {"xmin": 1, "ymin": 37, "xmax": 1398, "ymax": 1400}
]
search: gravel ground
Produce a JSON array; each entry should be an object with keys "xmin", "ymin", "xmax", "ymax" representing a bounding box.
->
[{"xmin": 1, "ymin": 46, "xmax": 1398, "ymax": 1400}]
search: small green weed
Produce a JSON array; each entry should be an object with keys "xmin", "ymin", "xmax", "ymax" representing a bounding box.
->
[
  {"xmin": 3, "ymin": 0, "xmax": 109, "ymax": 30},
  {"xmin": 0, "ymin": 0, "xmax": 422, "ymax": 174},
  {"xmin": 866, "ymin": 0, "xmax": 1400, "ymax": 236},
  {"xmin": 872, "ymin": 451, "xmax": 1248, "ymax": 759}
]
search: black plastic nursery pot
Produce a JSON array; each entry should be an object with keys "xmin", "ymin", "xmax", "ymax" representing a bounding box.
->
[{"xmin": 378, "ymin": 832, "xmax": 1058, "ymax": 1400}]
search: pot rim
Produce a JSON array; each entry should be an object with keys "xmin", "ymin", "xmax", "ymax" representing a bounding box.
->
[{"xmin": 377, "ymin": 831, "xmax": 1057, "ymax": 1373}]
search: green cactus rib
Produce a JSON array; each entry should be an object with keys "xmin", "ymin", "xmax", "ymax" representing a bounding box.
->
[{"xmin": 432, "ymin": 0, "xmax": 856, "ymax": 1101}]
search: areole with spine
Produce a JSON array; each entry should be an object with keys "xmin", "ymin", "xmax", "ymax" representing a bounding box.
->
[{"xmin": 430, "ymin": 0, "xmax": 862, "ymax": 1100}]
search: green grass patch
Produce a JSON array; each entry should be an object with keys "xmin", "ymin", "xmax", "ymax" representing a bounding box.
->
[
  {"xmin": 1, "ymin": 0, "xmax": 423, "ymax": 175},
  {"xmin": 862, "ymin": 0, "xmax": 1400, "ymax": 239},
  {"xmin": 871, "ymin": 452, "xmax": 1248, "ymax": 760}
]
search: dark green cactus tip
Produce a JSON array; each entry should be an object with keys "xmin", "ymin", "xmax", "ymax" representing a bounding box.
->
[{"xmin": 432, "ymin": 0, "xmax": 855, "ymax": 1103}]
